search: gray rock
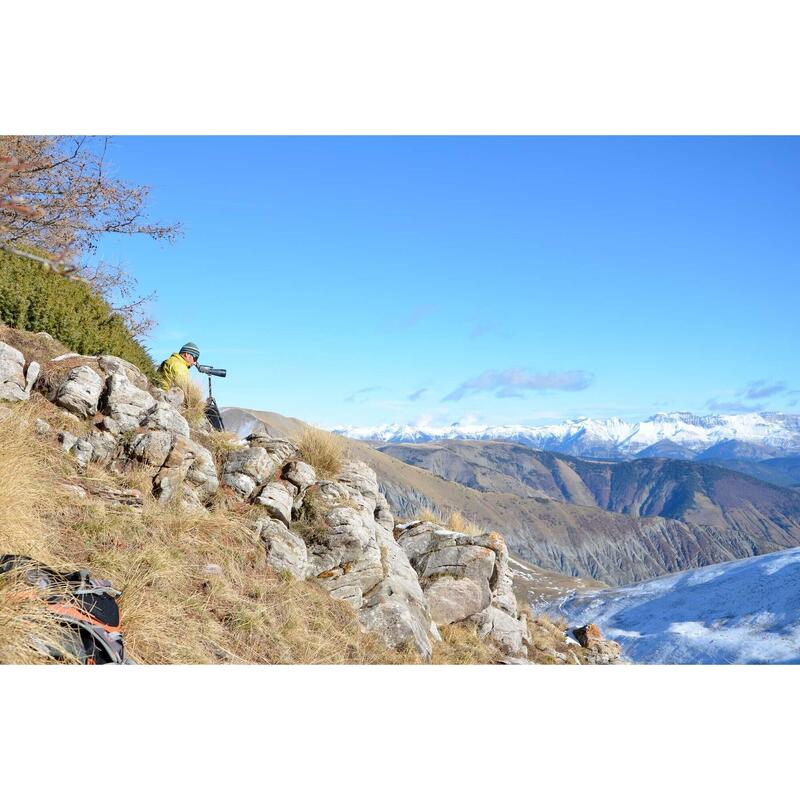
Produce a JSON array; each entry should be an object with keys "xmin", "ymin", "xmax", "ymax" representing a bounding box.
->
[
  {"xmin": 338, "ymin": 460, "xmax": 383, "ymax": 512},
  {"xmin": 58, "ymin": 431, "xmax": 79, "ymax": 452},
  {"xmin": 245, "ymin": 435, "xmax": 298, "ymax": 464},
  {"xmin": 397, "ymin": 522, "xmax": 524, "ymax": 642},
  {"xmin": 253, "ymin": 517, "xmax": 309, "ymax": 579},
  {"xmin": 183, "ymin": 438, "xmax": 219, "ymax": 502},
  {"xmin": 72, "ymin": 438, "xmax": 94, "ymax": 471},
  {"xmin": 330, "ymin": 585, "xmax": 364, "ymax": 607},
  {"xmin": 99, "ymin": 416, "xmax": 123, "ymax": 436},
  {"xmin": 221, "ymin": 446, "xmax": 278, "ymax": 497},
  {"xmin": 97, "ymin": 355, "xmax": 151, "ymax": 391},
  {"xmin": 24, "ymin": 361, "xmax": 40, "ymax": 395},
  {"xmin": 85, "ymin": 484, "xmax": 144, "ymax": 508},
  {"xmin": 152, "ymin": 385, "xmax": 185, "ymax": 410},
  {"xmin": 136, "ymin": 435, "xmax": 220, "ymax": 505},
  {"xmin": 254, "ymin": 481, "xmax": 296, "ymax": 525},
  {"xmin": 298, "ymin": 467, "xmax": 435, "ymax": 660},
  {"xmin": 60, "ymin": 483, "xmax": 88, "ymax": 500},
  {"xmin": 104, "ymin": 372, "xmax": 156, "ymax": 430},
  {"xmin": 222, "ymin": 471, "xmax": 256, "ymax": 497},
  {"xmin": 398, "ymin": 525, "xmax": 496, "ymax": 616},
  {"xmin": 424, "ymin": 577, "xmax": 487, "ymax": 625},
  {"xmin": 85, "ymin": 430, "xmax": 119, "ymax": 467},
  {"xmin": 282, "ymin": 460, "xmax": 317, "ymax": 492},
  {"xmin": 469, "ymin": 606, "xmax": 528, "ymax": 657},
  {"xmin": 151, "ymin": 435, "xmax": 192, "ymax": 502},
  {"xmin": 124, "ymin": 430, "xmax": 174, "ymax": 468},
  {"xmin": 373, "ymin": 495, "xmax": 394, "ymax": 532},
  {"xmin": 143, "ymin": 401, "xmax": 191, "ymax": 438},
  {"xmin": 0, "ymin": 342, "xmax": 29, "ymax": 401},
  {"xmin": 34, "ymin": 418, "xmax": 53, "ymax": 436},
  {"xmin": 52, "ymin": 365, "xmax": 104, "ymax": 418}
]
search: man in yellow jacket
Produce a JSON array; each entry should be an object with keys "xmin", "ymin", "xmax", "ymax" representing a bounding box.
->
[{"xmin": 154, "ymin": 342, "xmax": 200, "ymax": 391}]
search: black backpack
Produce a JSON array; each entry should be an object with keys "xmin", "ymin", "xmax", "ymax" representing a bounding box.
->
[{"xmin": 0, "ymin": 555, "xmax": 130, "ymax": 665}]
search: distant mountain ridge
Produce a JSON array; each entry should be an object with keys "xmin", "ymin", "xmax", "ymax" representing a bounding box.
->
[
  {"xmin": 374, "ymin": 439, "xmax": 800, "ymax": 529},
  {"xmin": 334, "ymin": 411, "xmax": 800, "ymax": 460}
]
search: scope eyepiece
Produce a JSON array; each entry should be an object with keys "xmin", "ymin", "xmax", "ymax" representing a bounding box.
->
[{"xmin": 196, "ymin": 364, "xmax": 227, "ymax": 378}]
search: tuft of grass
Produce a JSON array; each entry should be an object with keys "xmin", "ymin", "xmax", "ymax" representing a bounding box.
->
[
  {"xmin": 192, "ymin": 428, "xmax": 245, "ymax": 474},
  {"xmin": 415, "ymin": 507, "xmax": 485, "ymax": 536},
  {"xmin": 526, "ymin": 615, "xmax": 589, "ymax": 665},
  {"xmin": 296, "ymin": 425, "xmax": 344, "ymax": 479},
  {"xmin": 431, "ymin": 623, "xmax": 503, "ymax": 664},
  {"xmin": 417, "ymin": 507, "xmax": 441, "ymax": 524},
  {"xmin": 290, "ymin": 487, "xmax": 332, "ymax": 547},
  {"xmin": 445, "ymin": 511, "xmax": 485, "ymax": 536},
  {"xmin": 181, "ymin": 379, "xmax": 207, "ymax": 429}
]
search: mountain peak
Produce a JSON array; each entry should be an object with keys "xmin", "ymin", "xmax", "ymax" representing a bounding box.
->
[{"xmin": 333, "ymin": 411, "xmax": 800, "ymax": 459}]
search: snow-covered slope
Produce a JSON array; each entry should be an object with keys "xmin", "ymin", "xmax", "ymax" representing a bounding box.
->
[
  {"xmin": 334, "ymin": 412, "xmax": 800, "ymax": 459},
  {"xmin": 540, "ymin": 548, "xmax": 800, "ymax": 664}
]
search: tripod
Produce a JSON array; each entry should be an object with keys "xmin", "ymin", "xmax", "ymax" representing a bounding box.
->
[{"xmin": 203, "ymin": 372, "xmax": 225, "ymax": 432}]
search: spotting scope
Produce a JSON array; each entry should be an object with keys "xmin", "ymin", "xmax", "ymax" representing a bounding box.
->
[{"xmin": 196, "ymin": 364, "xmax": 227, "ymax": 378}]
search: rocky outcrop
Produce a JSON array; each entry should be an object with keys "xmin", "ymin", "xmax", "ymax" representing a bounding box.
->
[
  {"xmin": 11, "ymin": 342, "xmax": 219, "ymax": 510},
  {"xmin": 52, "ymin": 365, "xmax": 105, "ymax": 418},
  {"xmin": 104, "ymin": 371, "xmax": 157, "ymax": 431},
  {"xmin": 396, "ymin": 521, "xmax": 528, "ymax": 656},
  {"xmin": 4, "ymin": 332, "xmax": 541, "ymax": 663},
  {"xmin": 572, "ymin": 623, "xmax": 623, "ymax": 664},
  {"xmin": 220, "ymin": 436, "xmax": 296, "ymax": 499}
]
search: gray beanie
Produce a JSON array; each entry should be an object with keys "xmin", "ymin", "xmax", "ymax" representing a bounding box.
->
[{"xmin": 179, "ymin": 342, "xmax": 200, "ymax": 360}]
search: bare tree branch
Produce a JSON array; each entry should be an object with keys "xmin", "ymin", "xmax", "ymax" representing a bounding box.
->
[{"xmin": 0, "ymin": 135, "xmax": 180, "ymax": 335}]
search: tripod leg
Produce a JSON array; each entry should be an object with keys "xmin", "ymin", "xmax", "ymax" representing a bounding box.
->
[{"xmin": 204, "ymin": 397, "xmax": 225, "ymax": 431}]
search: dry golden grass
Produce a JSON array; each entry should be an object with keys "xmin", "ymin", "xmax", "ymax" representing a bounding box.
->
[
  {"xmin": 296, "ymin": 425, "xmax": 345, "ymax": 479},
  {"xmin": 0, "ymin": 406, "xmax": 72, "ymax": 562},
  {"xmin": 0, "ymin": 569, "xmax": 80, "ymax": 664},
  {"xmin": 0, "ymin": 406, "xmax": 419, "ymax": 665},
  {"xmin": 24, "ymin": 392, "xmax": 95, "ymax": 437},
  {"xmin": 52, "ymin": 495, "xmax": 418, "ymax": 664},
  {"xmin": 34, "ymin": 355, "xmax": 99, "ymax": 398},
  {"xmin": 0, "ymin": 323, "xmax": 68, "ymax": 365},
  {"xmin": 525, "ymin": 615, "xmax": 587, "ymax": 665},
  {"xmin": 417, "ymin": 507, "xmax": 441, "ymax": 524},
  {"xmin": 192, "ymin": 428, "xmax": 245, "ymax": 474},
  {"xmin": 181, "ymin": 379, "xmax": 207, "ymax": 429},
  {"xmin": 445, "ymin": 511, "xmax": 485, "ymax": 536},
  {"xmin": 431, "ymin": 623, "xmax": 502, "ymax": 664},
  {"xmin": 414, "ymin": 507, "xmax": 485, "ymax": 536}
]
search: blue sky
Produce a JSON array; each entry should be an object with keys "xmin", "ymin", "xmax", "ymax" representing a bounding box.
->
[{"xmin": 94, "ymin": 136, "xmax": 800, "ymax": 429}]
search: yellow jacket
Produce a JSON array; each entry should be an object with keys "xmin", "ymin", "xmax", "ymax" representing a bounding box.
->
[{"xmin": 154, "ymin": 352, "xmax": 191, "ymax": 391}]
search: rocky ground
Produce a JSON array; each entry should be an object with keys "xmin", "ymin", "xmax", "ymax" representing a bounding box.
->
[{"xmin": 0, "ymin": 331, "xmax": 623, "ymax": 664}]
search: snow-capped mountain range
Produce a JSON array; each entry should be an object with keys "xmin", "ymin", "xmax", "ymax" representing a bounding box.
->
[
  {"xmin": 333, "ymin": 411, "xmax": 800, "ymax": 460},
  {"xmin": 543, "ymin": 546, "xmax": 800, "ymax": 664}
]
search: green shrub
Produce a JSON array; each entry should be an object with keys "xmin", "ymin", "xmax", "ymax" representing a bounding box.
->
[{"xmin": 0, "ymin": 248, "xmax": 155, "ymax": 378}]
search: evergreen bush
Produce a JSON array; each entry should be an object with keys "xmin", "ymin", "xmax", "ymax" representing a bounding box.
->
[{"xmin": 0, "ymin": 248, "xmax": 155, "ymax": 378}]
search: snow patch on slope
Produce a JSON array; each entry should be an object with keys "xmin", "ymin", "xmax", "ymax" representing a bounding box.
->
[{"xmin": 539, "ymin": 547, "xmax": 800, "ymax": 664}]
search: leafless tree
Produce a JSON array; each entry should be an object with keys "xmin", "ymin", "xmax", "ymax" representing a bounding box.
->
[{"xmin": 0, "ymin": 136, "xmax": 181, "ymax": 336}]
